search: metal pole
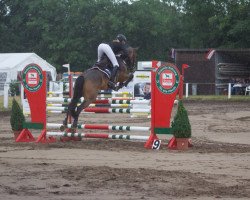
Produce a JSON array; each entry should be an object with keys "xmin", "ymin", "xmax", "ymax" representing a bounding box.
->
[
  {"xmin": 228, "ymin": 83, "xmax": 231, "ymax": 99},
  {"xmin": 4, "ymin": 83, "xmax": 9, "ymax": 109},
  {"xmin": 185, "ymin": 83, "xmax": 189, "ymax": 98},
  {"xmin": 179, "ymin": 75, "xmax": 183, "ymax": 99}
]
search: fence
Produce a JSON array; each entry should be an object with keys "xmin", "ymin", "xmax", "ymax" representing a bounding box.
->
[
  {"xmin": 184, "ymin": 82, "xmax": 250, "ymax": 98},
  {"xmin": 2, "ymin": 82, "xmax": 250, "ymax": 109}
]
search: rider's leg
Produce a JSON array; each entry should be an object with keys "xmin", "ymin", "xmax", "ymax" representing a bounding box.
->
[
  {"xmin": 98, "ymin": 43, "xmax": 119, "ymax": 81},
  {"xmin": 98, "ymin": 43, "xmax": 119, "ymax": 90},
  {"xmin": 97, "ymin": 43, "xmax": 105, "ymax": 62},
  {"xmin": 98, "ymin": 43, "xmax": 119, "ymax": 66}
]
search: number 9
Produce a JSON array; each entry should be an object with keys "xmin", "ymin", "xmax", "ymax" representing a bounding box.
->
[{"xmin": 152, "ymin": 139, "xmax": 161, "ymax": 150}]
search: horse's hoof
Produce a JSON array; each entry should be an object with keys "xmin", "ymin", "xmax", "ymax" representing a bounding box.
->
[{"xmin": 60, "ymin": 125, "xmax": 65, "ymax": 132}]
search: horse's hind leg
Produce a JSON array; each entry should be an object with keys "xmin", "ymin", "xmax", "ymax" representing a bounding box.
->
[{"xmin": 72, "ymin": 99, "xmax": 94, "ymax": 128}]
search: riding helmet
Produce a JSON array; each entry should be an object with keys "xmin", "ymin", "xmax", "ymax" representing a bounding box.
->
[{"xmin": 116, "ymin": 34, "xmax": 127, "ymax": 43}]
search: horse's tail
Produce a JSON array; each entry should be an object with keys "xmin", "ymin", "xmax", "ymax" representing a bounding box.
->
[
  {"xmin": 68, "ymin": 75, "xmax": 84, "ymax": 117},
  {"xmin": 73, "ymin": 75, "xmax": 84, "ymax": 99}
]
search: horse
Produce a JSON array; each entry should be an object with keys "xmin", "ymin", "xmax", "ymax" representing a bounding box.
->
[{"xmin": 62, "ymin": 47, "xmax": 137, "ymax": 129}]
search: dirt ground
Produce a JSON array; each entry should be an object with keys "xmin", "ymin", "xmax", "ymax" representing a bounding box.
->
[{"xmin": 0, "ymin": 100, "xmax": 249, "ymax": 200}]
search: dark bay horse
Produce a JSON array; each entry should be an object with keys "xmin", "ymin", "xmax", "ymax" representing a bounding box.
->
[{"xmin": 63, "ymin": 47, "xmax": 137, "ymax": 129}]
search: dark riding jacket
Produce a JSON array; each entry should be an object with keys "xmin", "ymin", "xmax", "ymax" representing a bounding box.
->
[{"xmin": 109, "ymin": 41, "xmax": 129, "ymax": 60}]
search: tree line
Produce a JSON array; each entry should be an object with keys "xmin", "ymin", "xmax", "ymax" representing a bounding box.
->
[{"xmin": 1, "ymin": 0, "xmax": 249, "ymax": 72}]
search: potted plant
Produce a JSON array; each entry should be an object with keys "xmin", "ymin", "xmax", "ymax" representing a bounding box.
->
[
  {"xmin": 10, "ymin": 98, "xmax": 25, "ymax": 139},
  {"xmin": 171, "ymin": 100, "xmax": 191, "ymax": 150},
  {"xmin": 9, "ymin": 80, "xmax": 20, "ymax": 96}
]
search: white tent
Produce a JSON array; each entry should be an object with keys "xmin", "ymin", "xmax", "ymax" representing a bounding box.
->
[
  {"xmin": 0, "ymin": 53, "xmax": 57, "ymax": 83},
  {"xmin": 0, "ymin": 53, "xmax": 57, "ymax": 96}
]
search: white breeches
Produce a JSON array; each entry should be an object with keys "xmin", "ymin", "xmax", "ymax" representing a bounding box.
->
[{"xmin": 97, "ymin": 43, "xmax": 119, "ymax": 67}]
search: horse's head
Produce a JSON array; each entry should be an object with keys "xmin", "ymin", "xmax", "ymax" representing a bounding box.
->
[{"xmin": 125, "ymin": 47, "xmax": 138, "ymax": 72}]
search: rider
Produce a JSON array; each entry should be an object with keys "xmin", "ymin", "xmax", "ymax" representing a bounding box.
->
[{"xmin": 97, "ymin": 34, "xmax": 128, "ymax": 89}]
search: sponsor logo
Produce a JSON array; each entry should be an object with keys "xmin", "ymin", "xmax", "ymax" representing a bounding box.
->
[
  {"xmin": 22, "ymin": 64, "xmax": 43, "ymax": 92},
  {"xmin": 155, "ymin": 65, "xmax": 180, "ymax": 94}
]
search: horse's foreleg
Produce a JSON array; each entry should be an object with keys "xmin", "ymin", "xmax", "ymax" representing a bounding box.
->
[
  {"xmin": 124, "ymin": 73, "xmax": 134, "ymax": 87},
  {"xmin": 63, "ymin": 112, "xmax": 69, "ymax": 126},
  {"xmin": 118, "ymin": 82, "xmax": 124, "ymax": 90},
  {"xmin": 115, "ymin": 73, "xmax": 134, "ymax": 91}
]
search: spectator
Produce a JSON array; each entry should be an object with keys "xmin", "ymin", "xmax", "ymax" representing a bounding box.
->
[
  {"xmin": 230, "ymin": 77, "xmax": 236, "ymax": 95},
  {"xmin": 134, "ymin": 83, "xmax": 144, "ymax": 97},
  {"xmin": 143, "ymin": 82, "xmax": 151, "ymax": 100},
  {"xmin": 232, "ymin": 78, "xmax": 245, "ymax": 95}
]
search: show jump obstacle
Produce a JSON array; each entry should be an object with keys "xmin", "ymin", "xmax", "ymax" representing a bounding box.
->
[
  {"xmin": 16, "ymin": 61, "xmax": 182, "ymax": 149},
  {"xmin": 15, "ymin": 63, "xmax": 48, "ymax": 142}
]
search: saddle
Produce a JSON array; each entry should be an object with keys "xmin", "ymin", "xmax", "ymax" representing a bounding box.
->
[
  {"xmin": 91, "ymin": 65, "xmax": 112, "ymax": 79},
  {"xmin": 92, "ymin": 55, "xmax": 122, "ymax": 79}
]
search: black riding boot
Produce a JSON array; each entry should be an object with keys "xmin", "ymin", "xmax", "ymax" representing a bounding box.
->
[
  {"xmin": 108, "ymin": 65, "xmax": 119, "ymax": 90},
  {"xmin": 111, "ymin": 65, "xmax": 119, "ymax": 82}
]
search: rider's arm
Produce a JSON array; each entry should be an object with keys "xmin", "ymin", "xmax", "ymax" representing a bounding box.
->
[{"xmin": 110, "ymin": 42, "xmax": 129, "ymax": 58}]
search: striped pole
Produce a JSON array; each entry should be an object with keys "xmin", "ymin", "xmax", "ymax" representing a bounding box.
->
[
  {"xmin": 94, "ymin": 99, "xmax": 150, "ymax": 105},
  {"xmin": 97, "ymin": 97, "xmax": 134, "ymax": 100},
  {"xmin": 89, "ymin": 104, "xmax": 131, "ymax": 108},
  {"xmin": 47, "ymin": 110, "xmax": 67, "ymax": 114},
  {"xmin": 98, "ymin": 91, "xmax": 132, "ymax": 95},
  {"xmin": 95, "ymin": 108, "xmax": 150, "ymax": 113},
  {"xmin": 47, "ymin": 123, "xmax": 150, "ymax": 131},
  {"xmin": 47, "ymin": 103, "xmax": 68, "ymax": 107},
  {"xmin": 47, "ymin": 103, "xmax": 131, "ymax": 108},
  {"xmin": 47, "ymin": 97, "xmax": 149, "ymax": 105},
  {"xmin": 47, "ymin": 132, "xmax": 149, "ymax": 141},
  {"xmin": 47, "ymin": 97, "xmax": 81, "ymax": 103},
  {"xmin": 47, "ymin": 91, "xmax": 69, "ymax": 95},
  {"xmin": 47, "ymin": 107, "xmax": 150, "ymax": 113}
]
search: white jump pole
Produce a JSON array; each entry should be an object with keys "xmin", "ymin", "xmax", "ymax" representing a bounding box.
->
[
  {"xmin": 49, "ymin": 81, "xmax": 53, "ymax": 97},
  {"xmin": 185, "ymin": 83, "xmax": 189, "ymax": 98},
  {"xmin": 228, "ymin": 83, "xmax": 231, "ymax": 99},
  {"xmin": 59, "ymin": 82, "xmax": 64, "ymax": 97},
  {"xmin": 4, "ymin": 83, "xmax": 9, "ymax": 109}
]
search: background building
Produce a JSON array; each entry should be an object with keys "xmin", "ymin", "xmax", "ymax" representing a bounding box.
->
[{"xmin": 174, "ymin": 49, "xmax": 250, "ymax": 95}]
